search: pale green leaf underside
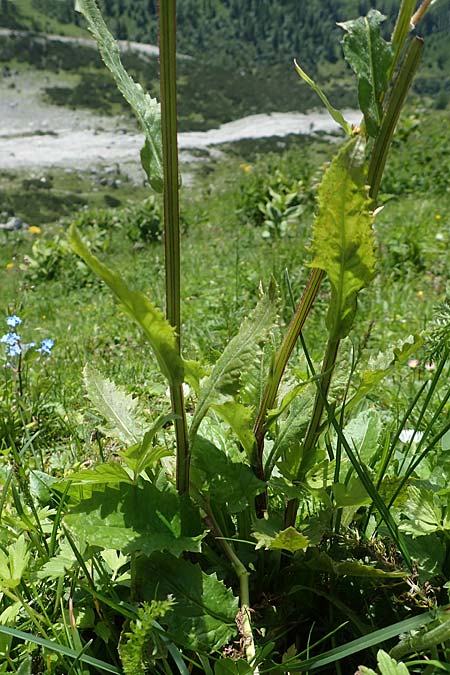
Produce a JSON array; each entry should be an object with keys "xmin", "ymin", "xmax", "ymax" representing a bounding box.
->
[
  {"xmin": 84, "ymin": 364, "xmax": 146, "ymax": 445},
  {"xmin": 137, "ymin": 553, "xmax": 239, "ymax": 652},
  {"xmin": 294, "ymin": 60, "xmax": 353, "ymax": 135},
  {"xmin": 75, "ymin": 0, "xmax": 162, "ymax": 191},
  {"xmin": 69, "ymin": 225, "xmax": 184, "ymax": 386},
  {"xmin": 310, "ymin": 137, "xmax": 376, "ymax": 338},
  {"xmin": 339, "ymin": 10, "xmax": 393, "ymax": 138},
  {"xmin": 190, "ymin": 286, "xmax": 277, "ymax": 440}
]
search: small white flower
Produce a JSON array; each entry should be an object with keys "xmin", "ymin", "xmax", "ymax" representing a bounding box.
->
[
  {"xmin": 165, "ymin": 383, "xmax": 191, "ymax": 399},
  {"xmin": 399, "ymin": 429, "xmax": 424, "ymax": 444},
  {"xmin": 436, "ymin": 232, "xmax": 445, "ymax": 241}
]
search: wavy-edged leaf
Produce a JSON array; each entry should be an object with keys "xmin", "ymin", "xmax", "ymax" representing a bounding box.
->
[
  {"xmin": 137, "ymin": 553, "xmax": 239, "ymax": 652},
  {"xmin": 294, "ymin": 60, "xmax": 352, "ymax": 135},
  {"xmin": 303, "ymin": 550, "xmax": 405, "ymax": 579},
  {"xmin": 70, "ymin": 225, "xmax": 184, "ymax": 386},
  {"xmin": 357, "ymin": 650, "xmax": 410, "ymax": 675},
  {"xmin": 190, "ymin": 284, "xmax": 277, "ymax": 441},
  {"xmin": 74, "ymin": 0, "xmax": 162, "ymax": 191},
  {"xmin": 84, "ymin": 364, "xmax": 146, "ymax": 445},
  {"xmin": 309, "ymin": 138, "xmax": 376, "ymax": 338},
  {"xmin": 191, "ymin": 436, "xmax": 265, "ymax": 513},
  {"xmin": 65, "ymin": 483, "xmax": 206, "ymax": 557},
  {"xmin": 253, "ymin": 526, "xmax": 309, "ymax": 553},
  {"xmin": 338, "ymin": 10, "xmax": 393, "ymax": 138}
]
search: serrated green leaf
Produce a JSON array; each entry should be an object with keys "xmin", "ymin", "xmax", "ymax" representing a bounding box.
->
[
  {"xmin": 253, "ymin": 526, "xmax": 309, "ymax": 553},
  {"xmin": 75, "ymin": 0, "xmax": 162, "ymax": 191},
  {"xmin": 65, "ymin": 483, "xmax": 206, "ymax": 557},
  {"xmin": 294, "ymin": 60, "xmax": 352, "ymax": 135},
  {"xmin": 211, "ymin": 401, "xmax": 256, "ymax": 461},
  {"xmin": 309, "ymin": 138, "xmax": 376, "ymax": 338},
  {"xmin": 137, "ymin": 553, "xmax": 239, "ymax": 652},
  {"xmin": 338, "ymin": 10, "xmax": 393, "ymax": 138},
  {"xmin": 69, "ymin": 226, "xmax": 184, "ymax": 386},
  {"xmin": 399, "ymin": 486, "xmax": 450, "ymax": 537},
  {"xmin": 0, "ymin": 536, "xmax": 29, "ymax": 589},
  {"xmin": 38, "ymin": 539, "xmax": 82, "ymax": 579},
  {"xmin": 84, "ymin": 364, "xmax": 146, "ymax": 445},
  {"xmin": 191, "ymin": 436, "xmax": 265, "ymax": 513},
  {"xmin": 214, "ymin": 659, "xmax": 253, "ymax": 675},
  {"xmin": 63, "ymin": 463, "xmax": 132, "ymax": 486},
  {"xmin": 346, "ymin": 335, "xmax": 423, "ymax": 412},
  {"xmin": 190, "ymin": 285, "xmax": 277, "ymax": 441},
  {"xmin": 377, "ymin": 649, "xmax": 410, "ymax": 674}
]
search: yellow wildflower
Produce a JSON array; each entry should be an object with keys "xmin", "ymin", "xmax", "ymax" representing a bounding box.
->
[
  {"xmin": 435, "ymin": 214, "xmax": 442, "ymax": 220},
  {"xmin": 239, "ymin": 163, "xmax": 252, "ymax": 174},
  {"xmin": 416, "ymin": 290, "xmax": 424, "ymax": 298},
  {"xmin": 28, "ymin": 225, "xmax": 41, "ymax": 234},
  {"xmin": 5, "ymin": 262, "xmax": 14, "ymax": 269}
]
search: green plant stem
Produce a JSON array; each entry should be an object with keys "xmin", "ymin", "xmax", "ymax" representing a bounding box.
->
[
  {"xmin": 204, "ymin": 509, "xmax": 258, "ymax": 671},
  {"xmin": 253, "ymin": 268, "xmax": 325, "ymax": 511},
  {"xmin": 158, "ymin": 0, "xmax": 190, "ymax": 495},
  {"xmin": 285, "ymin": 335, "xmax": 340, "ymax": 528},
  {"xmin": 253, "ymin": 31, "xmax": 424, "ymax": 519},
  {"xmin": 367, "ymin": 36, "xmax": 423, "ymax": 199}
]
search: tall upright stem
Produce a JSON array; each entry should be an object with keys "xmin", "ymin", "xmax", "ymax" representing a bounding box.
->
[{"xmin": 159, "ymin": 0, "xmax": 190, "ymax": 494}]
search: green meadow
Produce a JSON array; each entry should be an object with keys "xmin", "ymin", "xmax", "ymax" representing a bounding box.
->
[{"xmin": 1, "ymin": 1, "xmax": 450, "ymax": 673}]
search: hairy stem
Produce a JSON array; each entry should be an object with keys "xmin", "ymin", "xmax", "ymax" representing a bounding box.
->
[{"xmin": 159, "ymin": 0, "xmax": 190, "ymax": 494}]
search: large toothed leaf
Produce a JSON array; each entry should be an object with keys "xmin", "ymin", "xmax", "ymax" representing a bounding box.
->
[
  {"xmin": 190, "ymin": 284, "xmax": 277, "ymax": 441},
  {"xmin": 136, "ymin": 553, "xmax": 239, "ymax": 652},
  {"xmin": 309, "ymin": 138, "xmax": 376, "ymax": 339},
  {"xmin": 74, "ymin": 0, "xmax": 162, "ymax": 191},
  {"xmin": 339, "ymin": 10, "xmax": 393, "ymax": 138},
  {"xmin": 84, "ymin": 364, "xmax": 146, "ymax": 445},
  {"xmin": 65, "ymin": 483, "xmax": 206, "ymax": 557},
  {"xmin": 294, "ymin": 60, "xmax": 352, "ymax": 135},
  {"xmin": 69, "ymin": 225, "xmax": 184, "ymax": 386}
]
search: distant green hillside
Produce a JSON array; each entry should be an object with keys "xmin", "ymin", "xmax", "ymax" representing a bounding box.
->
[
  {"xmin": 1, "ymin": 0, "xmax": 449, "ymax": 103},
  {"xmin": 2, "ymin": 0, "xmax": 449, "ymax": 67}
]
